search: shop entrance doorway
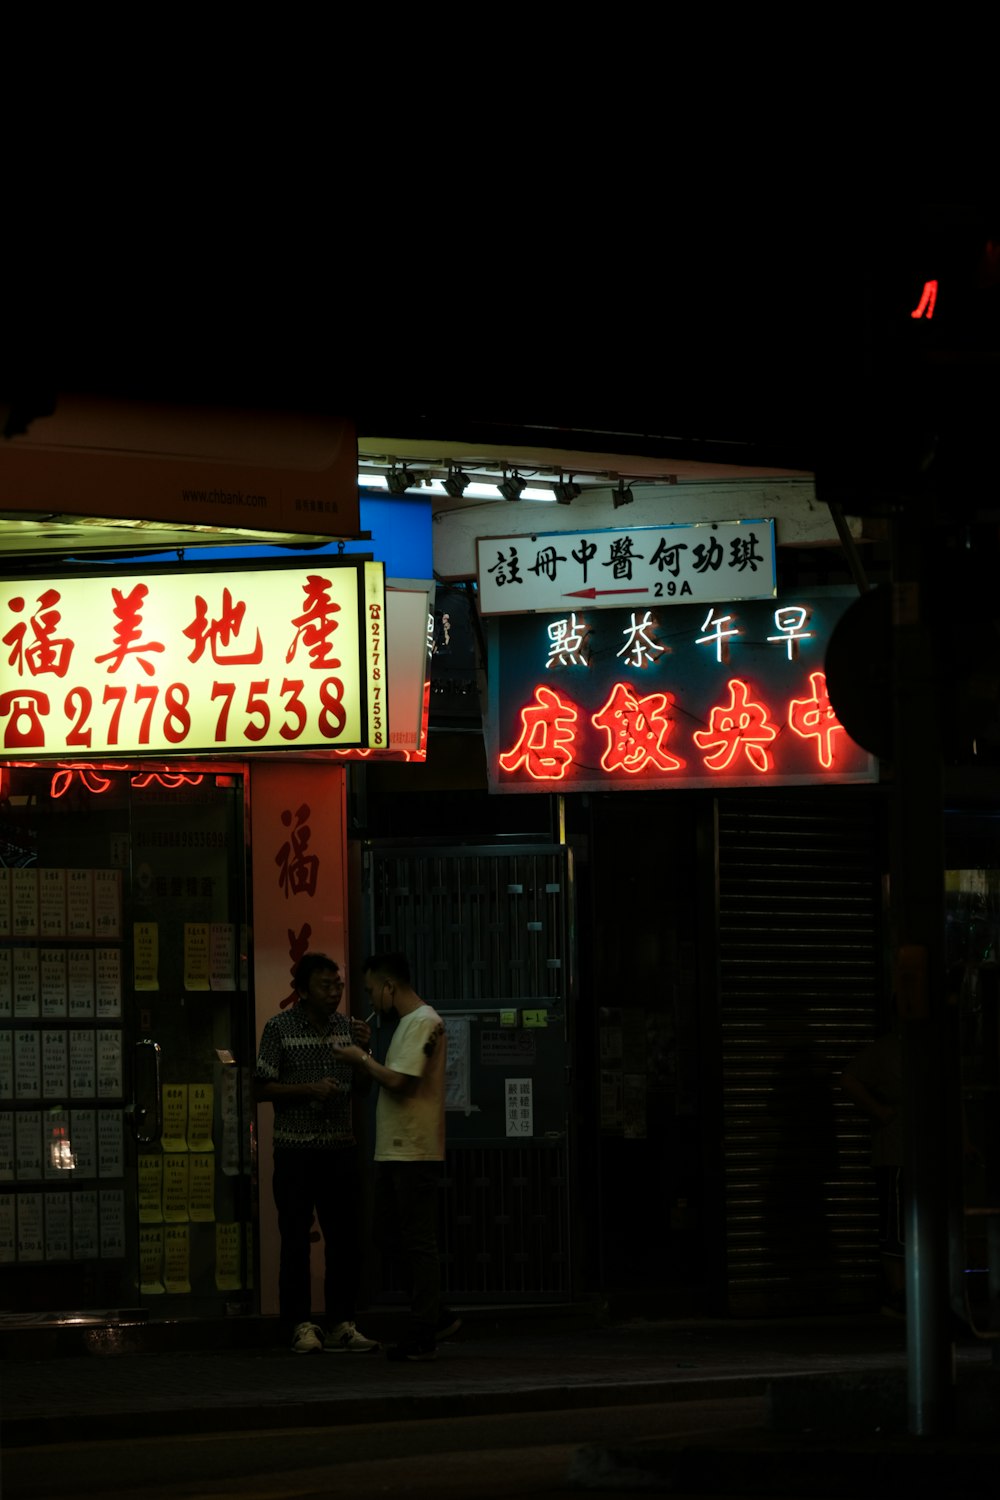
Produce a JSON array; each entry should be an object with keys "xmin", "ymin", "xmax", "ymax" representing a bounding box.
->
[{"xmin": 0, "ymin": 765, "xmax": 253, "ymax": 1326}]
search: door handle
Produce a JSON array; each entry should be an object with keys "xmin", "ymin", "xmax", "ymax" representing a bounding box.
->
[{"xmin": 127, "ymin": 1039, "xmax": 163, "ymax": 1145}]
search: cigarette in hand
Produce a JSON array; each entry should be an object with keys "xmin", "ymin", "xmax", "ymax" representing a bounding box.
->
[{"xmin": 363, "ymin": 1012, "xmax": 375, "ymax": 1024}]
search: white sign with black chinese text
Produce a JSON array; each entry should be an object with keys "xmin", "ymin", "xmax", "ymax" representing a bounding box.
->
[{"xmin": 476, "ymin": 520, "xmax": 776, "ymax": 616}]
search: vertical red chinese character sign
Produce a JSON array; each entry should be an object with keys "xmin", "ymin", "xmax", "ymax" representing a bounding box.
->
[
  {"xmin": 275, "ymin": 802, "xmax": 321, "ymax": 1006},
  {"xmin": 251, "ymin": 759, "xmax": 349, "ymax": 1315},
  {"xmin": 1, "ymin": 588, "xmax": 76, "ymax": 749}
]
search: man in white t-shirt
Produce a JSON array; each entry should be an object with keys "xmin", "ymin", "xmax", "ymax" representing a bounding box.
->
[{"xmin": 336, "ymin": 952, "xmax": 460, "ymax": 1361}]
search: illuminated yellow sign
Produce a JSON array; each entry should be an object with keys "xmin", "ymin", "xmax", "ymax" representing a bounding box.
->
[{"xmin": 0, "ymin": 561, "xmax": 386, "ymax": 757}]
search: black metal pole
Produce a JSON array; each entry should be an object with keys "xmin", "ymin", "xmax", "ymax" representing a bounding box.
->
[{"xmin": 890, "ymin": 516, "xmax": 953, "ymax": 1436}]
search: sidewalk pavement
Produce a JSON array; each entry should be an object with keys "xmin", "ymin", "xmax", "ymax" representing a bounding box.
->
[{"xmin": 2, "ymin": 1307, "xmax": 998, "ymax": 1465}]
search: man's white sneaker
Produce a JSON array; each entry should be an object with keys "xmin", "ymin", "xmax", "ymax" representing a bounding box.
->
[
  {"xmin": 291, "ymin": 1321, "xmax": 324, "ymax": 1354},
  {"xmin": 324, "ymin": 1320, "xmax": 379, "ymax": 1352}
]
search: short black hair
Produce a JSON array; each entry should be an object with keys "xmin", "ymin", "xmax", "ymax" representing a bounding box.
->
[
  {"xmin": 293, "ymin": 952, "xmax": 341, "ymax": 993},
  {"xmin": 363, "ymin": 952, "xmax": 411, "ymax": 986}
]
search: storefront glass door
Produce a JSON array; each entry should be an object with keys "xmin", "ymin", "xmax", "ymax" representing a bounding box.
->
[{"xmin": 0, "ymin": 765, "xmax": 253, "ymax": 1325}]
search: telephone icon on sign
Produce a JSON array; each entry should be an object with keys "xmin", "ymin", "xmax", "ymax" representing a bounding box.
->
[{"xmin": 0, "ymin": 690, "xmax": 50, "ymax": 748}]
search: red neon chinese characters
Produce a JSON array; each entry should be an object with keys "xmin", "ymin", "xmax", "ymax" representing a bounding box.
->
[
  {"xmin": 94, "ymin": 585, "xmax": 165, "ymax": 677},
  {"xmin": 693, "ymin": 678, "xmax": 777, "ymax": 773},
  {"xmin": 591, "ymin": 683, "xmax": 685, "ymax": 774},
  {"xmin": 131, "ymin": 772, "xmax": 205, "ymax": 789},
  {"xmin": 50, "ymin": 765, "xmax": 112, "ymax": 797},
  {"xmin": 3, "ymin": 590, "xmax": 74, "ymax": 678},
  {"xmin": 499, "ymin": 685, "xmax": 579, "ymax": 781},
  {"xmin": 788, "ymin": 670, "xmax": 845, "ymax": 769},
  {"xmin": 183, "ymin": 588, "xmax": 263, "ymax": 665}
]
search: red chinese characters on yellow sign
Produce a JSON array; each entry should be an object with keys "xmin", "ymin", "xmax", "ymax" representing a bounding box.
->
[{"xmin": 0, "ymin": 565, "xmax": 380, "ymax": 756}]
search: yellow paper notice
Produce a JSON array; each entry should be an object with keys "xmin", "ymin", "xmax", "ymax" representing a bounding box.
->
[
  {"xmin": 162, "ymin": 1155, "xmax": 190, "ymax": 1223},
  {"xmin": 138, "ymin": 1154, "xmax": 163, "ymax": 1224},
  {"xmin": 215, "ymin": 1222, "xmax": 242, "ymax": 1291},
  {"xmin": 189, "ymin": 1154, "xmax": 216, "ymax": 1222},
  {"xmin": 187, "ymin": 1084, "xmax": 214, "ymax": 1151},
  {"xmin": 139, "ymin": 1226, "xmax": 165, "ymax": 1294},
  {"xmin": 133, "ymin": 923, "xmax": 159, "ymax": 991},
  {"xmin": 184, "ymin": 924, "xmax": 211, "ymax": 991},
  {"xmin": 163, "ymin": 1225, "xmax": 191, "ymax": 1293},
  {"xmin": 210, "ymin": 923, "xmax": 236, "ymax": 991},
  {"xmin": 161, "ymin": 1084, "xmax": 189, "ymax": 1153}
]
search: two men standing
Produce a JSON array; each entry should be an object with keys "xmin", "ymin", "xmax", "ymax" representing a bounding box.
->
[{"xmin": 255, "ymin": 950, "xmax": 457, "ymax": 1361}]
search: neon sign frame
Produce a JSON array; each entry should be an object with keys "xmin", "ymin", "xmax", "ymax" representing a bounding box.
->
[{"xmin": 487, "ymin": 588, "xmax": 877, "ymax": 792}]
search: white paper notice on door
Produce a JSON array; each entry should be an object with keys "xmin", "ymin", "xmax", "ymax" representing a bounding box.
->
[
  {"xmin": 133, "ymin": 923, "xmax": 159, "ymax": 991},
  {"xmin": 184, "ymin": 923, "xmax": 211, "ymax": 990},
  {"xmin": 42, "ymin": 1029, "xmax": 68, "ymax": 1099},
  {"xmin": 99, "ymin": 1187, "xmax": 126, "ymax": 1258},
  {"xmin": 14, "ymin": 1029, "xmax": 41, "ymax": 1099},
  {"xmin": 68, "ymin": 949, "xmax": 96, "ymax": 1019},
  {"xmin": 70, "ymin": 1110, "xmax": 97, "ymax": 1177},
  {"xmin": 72, "ymin": 1191, "xmax": 99, "ymax": 1259},
  {"xmin": 13, "ymin": 949, "xmax": 40, "ymax": 1019},
  {"xmin": 0, "ymin": 946, "xmax": 12, "ymax": 1018},
  {"xmin": 69, "ymin": 1030, "xmax": 96, "ymax": 1099},
  {"xmin": 66, "ymin": 869, "xmax": 94, "ymax": 939},
  {"xmin": 98, "ymin": 1109, "xmax": 124, "ymax": 1178},
  {"xmin": 0, "ymin": 1113, "xmax": 13, "ymax": 1181},
  {"xmin": 14, "ymin": 1110, "xmax": 42, "ymax": 1179},
  {"xmin": 210, "ymin": 924, "xmax": 235, "ymax": 991},
  {"xmin": 0, "ymin": 1193, "xmax": 15, "ymax": 1262},
  {"xmin": 17, "ymin": 1192, "xmax": 45, "ymax": 1260},
  {"xmin": 44, "ymin": 1191, "xmax": 72, "ymax": 1261},
  {"xmin": 40, "ymin": 949, "xmax": 68, "ymax": 1018},
  {"xmin": 94, "ymin": 869, "xmax": 122, "ymax": 941},
  {"xmin": 95, "ymin": 949, "xmax": 122, "ymax": 1019},
  {"xmin": 96, "ymin": 1029, "xmax": 123, "ymax": 1099},
  {"xmin": 0, "ymin": 1029, "xmax": 13, "ymax": 1101},
  {"xmin": 39, "ymin": 868, "xmax": 67, "ymax": 938}
]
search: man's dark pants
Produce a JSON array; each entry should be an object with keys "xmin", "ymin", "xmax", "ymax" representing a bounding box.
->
[
  {"xmin": 272, "ymin": 1145, "xmax": 360, "ymax": 1329},
  {"xmin": 373, "ymin": 1160, "xmax": 441, "ymax": 1342}
]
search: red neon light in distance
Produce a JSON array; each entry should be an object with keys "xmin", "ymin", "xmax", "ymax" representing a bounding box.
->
[{"xmin": 911, "ymin": 279, "xmax": 938, "ymax": 319}]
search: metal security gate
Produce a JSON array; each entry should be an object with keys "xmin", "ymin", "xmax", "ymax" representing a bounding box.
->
[
  {"xmin": 716, "ymin": 790, "xmax": 887, "ymax": 1314},
  {"xmin": 362, "ymin": 842, "xmax": 574, "ymax": 1301}
]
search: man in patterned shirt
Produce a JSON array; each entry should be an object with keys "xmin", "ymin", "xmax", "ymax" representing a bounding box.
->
[{"xmin": 254, "ymin": 952, "xmax": 379, "ymax": 1354}]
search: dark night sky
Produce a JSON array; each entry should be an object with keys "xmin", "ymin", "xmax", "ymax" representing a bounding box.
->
[{"xmin": 6, "ymin": 120, "xmax": 995, "ymax": 484}]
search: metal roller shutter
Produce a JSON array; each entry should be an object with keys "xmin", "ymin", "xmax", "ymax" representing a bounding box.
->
[{"xmin": 717, "ymin": 789, "xmax": 886, "ymax": 1314}]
